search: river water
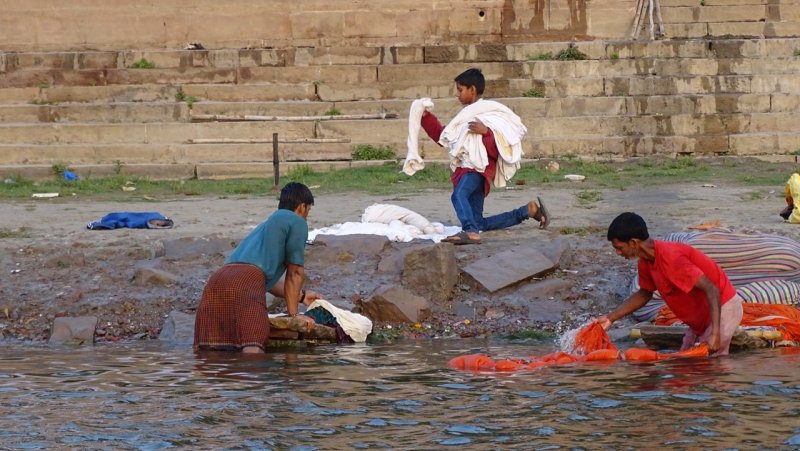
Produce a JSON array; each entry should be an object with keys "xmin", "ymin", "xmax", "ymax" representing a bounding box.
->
[{"xmin": 1, "ymin": 339, "xmax": 799, "ymax": 450}]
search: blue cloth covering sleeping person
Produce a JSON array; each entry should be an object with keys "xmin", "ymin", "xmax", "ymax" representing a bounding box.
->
[{"xmin": 87, "ymin": 212, "xmax": 174, "ymax": 230}]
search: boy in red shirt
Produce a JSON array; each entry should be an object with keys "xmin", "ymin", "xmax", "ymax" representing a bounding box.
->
[{"xmin": 596, "ymin": 212, "xmax": 744, "ymax": 355}]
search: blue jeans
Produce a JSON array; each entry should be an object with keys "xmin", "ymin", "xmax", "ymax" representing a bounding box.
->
[{"xmin": 451, "ymin": 171, "xmax": 530, "ymax": 233}]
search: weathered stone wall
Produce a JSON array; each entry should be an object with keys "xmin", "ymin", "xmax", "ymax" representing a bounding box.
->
[{"xmin": 1, "ymin": 0, "xmax": 637, "ymax": 52}]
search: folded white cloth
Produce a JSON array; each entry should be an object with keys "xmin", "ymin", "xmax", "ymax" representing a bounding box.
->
[
  {"xmin": 308, "ymin": 203, "xmax": 459, "ymax": 243},
  {"xmin": 361, "ymin": 203, "xmax": 441, "ymax": 234},
  {"xmin": 439, "ymin": 99, "xmax": 527, "ymax": 187},
  {"xmin": 306, "ymin": 299, "xmax": 373, "ymax": 343},
  {"xmin": 403, "ymin": 98, "xmax": 435, "ymax": 176}
]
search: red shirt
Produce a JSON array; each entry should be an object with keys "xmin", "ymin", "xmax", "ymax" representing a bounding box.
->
[
  {"xmin": 420, "ymin": 112, "xmax": 498, "ymax": 197},
  {"xmin": 638, "ymin": 240, "xmax": 736, "ymax": 334}
]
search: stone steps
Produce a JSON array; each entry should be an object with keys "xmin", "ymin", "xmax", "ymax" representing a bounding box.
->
[
  {"xmin": 0, "ymin": 141, "xmax": 354, "ymax": 165},
  {"xmin": 2, "ymin": 110, "xmax": 799, "ymax": 144},
  {"xmin": 2, "ymin": 92, "xmax": 797, "ymax": 124},
  {"xmin": 4, "ymin": 36, "xmax": 800, "ymax": 179}
]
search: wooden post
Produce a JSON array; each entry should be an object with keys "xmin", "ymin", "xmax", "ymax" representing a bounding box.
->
[{"xmin": 272, "ymin": 132, "xmax": 279, "ymax": 190}]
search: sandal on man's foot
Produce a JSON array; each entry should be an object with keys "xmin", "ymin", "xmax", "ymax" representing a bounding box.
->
[
  {"xmin": 442, "ymin": 231, "xmax": 482, "ymax": 245},
  {"xmin": 532, "ymin": 196, "xmax": 550, "ymax": 229}
]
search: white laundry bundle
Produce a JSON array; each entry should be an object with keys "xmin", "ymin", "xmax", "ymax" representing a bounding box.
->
[
  {"xmin": 306, "ymin": 299, "xmax": 373, "ymax": 343},
  {"xmin": 361, "ymin": 203, "xmax": 444, "ymax": 235},
  {"xmin": 307, "ymin": 203, "xmax": 458, "ymax": 243},
  {"xmin": 439, "ymin": 98, "xmax": 527, "ymax": 188}
]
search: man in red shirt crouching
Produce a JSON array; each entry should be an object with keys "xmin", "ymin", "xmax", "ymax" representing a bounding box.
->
[{"xmin": 595, "ymin": 212, "xmax": 744, "ymax": 356}]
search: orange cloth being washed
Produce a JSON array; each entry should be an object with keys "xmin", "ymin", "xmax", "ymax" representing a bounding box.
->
[
  {"xmin": 447, "ymin": 322, "xmax": 708, "ymax": 373},
  {"xmin": 655, "ymin": 303, "xmax": 800, "ymax": 342}
]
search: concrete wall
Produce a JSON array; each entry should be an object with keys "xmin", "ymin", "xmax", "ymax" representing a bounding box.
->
[{"xmin": 1, "ymin": 0, "xmax": 637, "ymax": 52}]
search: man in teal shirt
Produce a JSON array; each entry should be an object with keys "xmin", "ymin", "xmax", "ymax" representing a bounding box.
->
[{"xmin": 194, "ymin": 182, "xmax": 318, "ymax": 353}]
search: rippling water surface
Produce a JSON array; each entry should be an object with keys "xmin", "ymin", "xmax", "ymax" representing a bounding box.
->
[{"xmin": 1, "ymin": 339, "xmax": 799, "ymax": 449}]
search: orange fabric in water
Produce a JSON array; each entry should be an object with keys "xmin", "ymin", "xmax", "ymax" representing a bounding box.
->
[
  {"xmin": 624, "ymin": 344, "xmax": 709, "ymax": 362},
  {"xmin": 624, "ymin": 348, "xmax": 661, "ymax": 361},
  {"xmin": 537, "ymin": 351, "xmax": 579, "ymax": 365},
  {"xmin": 655, "ymin": 303, "xmax": 800, "ymax": 341},
  {"xmin": 448, "ymin": 354, "xmax": 496, "ymax": 371},
  {"xmin": 573, "ymin": 322, "xmax": 619, "ymax": 354},
  {"xmin": 494, "ymin": 359, "xmax": 526, "ymax": 372},
  {"xmin": 583, "ymin": 349, "xmax": 620, "ymax": 361},
  {"xmin": 447, "ymin": 324, "xmax": 711, "ymax": 372}
]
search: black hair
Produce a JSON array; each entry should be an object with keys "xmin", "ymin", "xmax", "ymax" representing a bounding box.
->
[
  {"xmin": 278, "ymin": 182, "xmax": 314, "ymax": 211},
  {"xmin": 607, "ymin": 212, "xmax": 649, "ymax": 242},
  {"xmin": 454, "ymin": 68, "xmax": 485, "ymax": 95}
]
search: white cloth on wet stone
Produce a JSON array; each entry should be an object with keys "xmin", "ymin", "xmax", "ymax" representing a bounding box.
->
[{"xmin": 306, "ymin": 299, "xmax": 373, "ymax": 343}]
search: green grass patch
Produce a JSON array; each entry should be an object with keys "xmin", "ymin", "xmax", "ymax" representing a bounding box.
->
[
  {"xmin": 175, "ymin": 87, "xmax": 199, "ymax": 106},
  {"xmin": 324, "ymin": 107, "xmax": 341, "ymax": 116},
  {"xmin": 575, "ymin": 189, "xmax": 602, "ymax": 206},
  {"xmin": 555, "ymin": 45, "xmax": 587, "ymax": 60},
  {"xmin": 0, "ymin": 227, "xmax": 30, "ymax": 239},
  {"xmin": 131, "ymin": 58, "xmax": 156, "ymax": 69},
  {"xmin": 501, "ymin": 328, "xmax": 556, "ymax": 340},
  {"xmin": 0, "ymin": 157, "xmax": 793, "ymax": 201},
  {"xmin": 522, "ymin": 88, "xmax": 545, "ymax": 98},
  {"xmin": 557, "ymin": 225, "xmax": 606, "ymax": 236},
  {"xmin": 352, "ymin": 144, "xmax": 397, "ymax": 161},
  {"xmin": 527, "ymin": 52, "xmax": 554, "ymax": 61}
]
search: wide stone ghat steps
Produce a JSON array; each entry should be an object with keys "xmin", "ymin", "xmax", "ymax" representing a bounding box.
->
[
  {"xmin": 657, "ymin": 0, "xmax": 800, "ymax": 39},
  {"xmin": 1, "ymin": 38, "xmax": 800, "ymax": 179}
]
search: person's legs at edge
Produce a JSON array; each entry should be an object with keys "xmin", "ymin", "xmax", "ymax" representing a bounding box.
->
[
  {"xmin": 479, "ymin": 200, "xmax": 548, "ymax": 231},
  {"xmin": 696, "ymin": 294, "xmax": 744, "ymax": 356},
  {"xmin": 450, "ymin": 172, "xmax": 484, "ymax": 237}
]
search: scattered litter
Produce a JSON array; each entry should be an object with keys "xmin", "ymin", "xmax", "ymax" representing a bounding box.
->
[
  {"xmin": 32, "ymin": 193, "xmax": 59, "ymax": 198},
  {"xmin": 564, "ymin": 174, "xmax": 586, "ymax": 182},
  {"xmin": 309, "ymin": 185, "xmax": 321, "ymax": 189},
  {"xmin": 4, "ymin": 178, "xmax": 15, "ymax": 184},
  {"xmin": 504, "ymin": 186, "xmax": 519, "ymax": 190},
  {"xmin": 184, "ymin": 42, "xmax": 205, "ymax": 50},
  {"xmin": 701, "ymin": 183, "xmax": 716, "ymax": 188},
  {"xmin": 63, "ymin": 171, "xmax": 79, "ymax": 181},
  {"xmin": 561, "ymin": 269, "xmax": 578, "ymax": 274},
  {"xmin": 546, "ymin": 161, "xmax": 560, "ymax": 173},
  {"xmin": 122, "ymin": 186, "xmax": 137, "ymax": 192},
  {"xmin": 10, "ymin": 269, "xmax": 21, "ymax": 274}
]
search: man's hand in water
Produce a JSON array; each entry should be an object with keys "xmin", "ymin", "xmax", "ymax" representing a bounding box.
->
[{"xmin": 593, "ymin": 315, "xmax": 612, "ymax": 330}]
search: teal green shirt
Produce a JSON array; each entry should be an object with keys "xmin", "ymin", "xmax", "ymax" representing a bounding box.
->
[{"xmin": 225, "ymin": 209, "xmax": 308, "ymax": 291}]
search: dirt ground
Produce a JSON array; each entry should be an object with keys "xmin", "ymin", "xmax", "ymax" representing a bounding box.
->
[{"xmin": 1, "ymin": 178, "xmax": 798, "ymax": 343}]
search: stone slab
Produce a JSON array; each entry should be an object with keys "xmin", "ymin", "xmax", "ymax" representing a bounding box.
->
[
  {"xmin": 49, "ymin": 316, "xmax": 98, "ymax": 345},
  {"xmin": 463, "ymin": 247, "xmax": 555, "ymax": 293}
]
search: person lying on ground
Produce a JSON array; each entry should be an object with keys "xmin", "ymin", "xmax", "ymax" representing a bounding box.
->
[
  {"xmin": 593, "ymin": 212, "xmax": 744, "ymax": 356},
  {"xmin": 194, "ymin": 182, "xmax": 321, "ymax": 353}
]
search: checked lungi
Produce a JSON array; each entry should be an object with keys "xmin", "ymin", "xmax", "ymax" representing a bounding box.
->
[{"xmin": 194, "ymin": 263, "xmax": 270, "ymax": 351}]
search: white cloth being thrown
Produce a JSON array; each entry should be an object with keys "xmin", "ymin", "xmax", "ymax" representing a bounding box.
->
[
  {"xmin": 438, "ymin": 98, "xmax": 527, "ymax": 188},
  {"xmin": 305, "ymin": 299, "xmax": 373, "ymax": 343},
  {"xmin": 308, "ymin": 203, "xmax": 460, "ymax": 243},
  {"xmin": 403, "ymin": 97, "xmax": 435, "ymax": 176}
]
